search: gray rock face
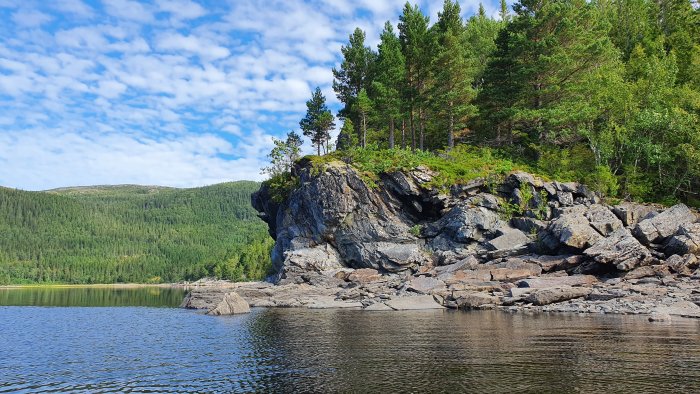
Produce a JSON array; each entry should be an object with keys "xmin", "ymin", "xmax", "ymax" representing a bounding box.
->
[
  {"xmin": 584, "ymin": 228, "xmax": 655, "ymax": 271},
  {"xmin": 252, "ymin": 160, "xmax": 698, "ymax": 296},
  {"xmin": 633, "ymin": 204, "xmax": 695, "ymax": 245}
]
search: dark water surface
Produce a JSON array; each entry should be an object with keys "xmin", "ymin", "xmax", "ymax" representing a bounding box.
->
[{"xmin": 1, "ymin": 288, "xmax": 700, "ymax": 393}]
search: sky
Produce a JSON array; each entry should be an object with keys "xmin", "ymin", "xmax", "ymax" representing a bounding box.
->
[{"xmin": 0, "ymin": 0, "xmax": 507, "ymax": 190}]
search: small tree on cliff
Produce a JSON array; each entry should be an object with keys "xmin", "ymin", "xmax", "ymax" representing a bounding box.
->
[
  {"xmin": 300, "ymin": 87, "xmax": 336, "ymax": 155},
  {"xmin": 262, "ymin": 131, "xmax": 303, "ymax": 177}
]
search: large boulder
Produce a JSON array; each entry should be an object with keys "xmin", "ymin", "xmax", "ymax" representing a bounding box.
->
[
  {"xmin": 664, "ymin": 223, "xmax": 700, "ymax": 256},
  {"xmin": 540, "ymin": 206, "xmax": 603, "ymax": 251},
  {"xmin": 584, "ymin": 228, "xmax": 655, "ymax": 271},
  {"xmin": 633, "ymin": 204, "xmax": 696, "ymax": 245},
  {"xmin": 207, "ymin": 292, "xmax": 251, "ymax": 316}
]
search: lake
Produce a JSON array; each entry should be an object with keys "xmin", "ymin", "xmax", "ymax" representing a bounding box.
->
[{"xmin": 1, "ymin": 287, "xmax": 700, "ymax": 393}]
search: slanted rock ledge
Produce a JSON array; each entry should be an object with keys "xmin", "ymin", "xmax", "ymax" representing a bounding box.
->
[{"xmin": 194, "ymin": 161, "xmax": 700, "ymax": 318}]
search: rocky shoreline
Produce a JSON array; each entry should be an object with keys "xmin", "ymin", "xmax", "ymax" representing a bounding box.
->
[{"xmin": 185, "ymin": 160, "xmax": 700, "ymax": 321}]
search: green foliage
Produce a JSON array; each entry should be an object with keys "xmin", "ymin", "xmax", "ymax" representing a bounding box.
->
[
  {"xmin": 300, "ymin": 87, "xmax": 335, "ymax": 156},
  {"xmin": 409, "ymin": 224, "xmax": 422, "ymax": 237},
  {"xmin": 262, "ymin": 131, "xmax": 303, "ymax": 178},
  {"xmin": 309, "ymin": 0, "xmax": 700, "ymax": 207},
  {"xmin": 0, "ymin": 183, "xmax": 272, "ymax": 285}
]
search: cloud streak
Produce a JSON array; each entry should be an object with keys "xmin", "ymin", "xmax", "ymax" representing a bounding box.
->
[{"xmin": 0, "ymin": 0, "xmax": 505, "ymax": 190}]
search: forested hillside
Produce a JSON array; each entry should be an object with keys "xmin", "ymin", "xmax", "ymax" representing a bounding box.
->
[
  {"xmin": 0, "ymin": 183, "xmax": 272, "ymax": 285},
  {"xmin": 286, "ymin": 0, "xmax": 700, "ymax": 207}
]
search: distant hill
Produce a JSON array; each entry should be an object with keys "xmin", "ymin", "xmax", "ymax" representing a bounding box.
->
[{"xmin": 0, "ymin": 182, "xmax": 272, "ymax": 284}]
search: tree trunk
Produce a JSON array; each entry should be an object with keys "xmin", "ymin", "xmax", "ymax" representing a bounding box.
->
[
  {"xmin": 410, "ymin": 107, "xmax": 416, "ymax": 152},
  {"xmin": 389, "ymin": 118, "xmax": 395, "ymax": 149},
  {"xmin": 317, "ymin": 142, "xmax": 321, "ymax": 156},
  {"xmin": 448, "ymin": 103, "xmax": 454, "ymax": 151},
  {"xmin": 362, "ymin": 114, "xmax": 367, "ymax": 148},
  {"xmin": 418, "ymin": 107, "xmax": 425, "ymax": 151},
  {"xmin": 401, "ymin": 119, "xmax": 406, "ymax": 149}
]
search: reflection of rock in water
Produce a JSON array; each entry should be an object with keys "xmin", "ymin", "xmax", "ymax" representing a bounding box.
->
[{"xmin": 238, "ymin": 308, "xmax": 700, "ymax": 392}]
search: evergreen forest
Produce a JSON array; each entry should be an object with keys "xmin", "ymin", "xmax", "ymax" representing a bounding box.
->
[
  {"xmin": 0, "ymin": 183, "xmax": 272, "ymax": 285},
  {"xmin": 294, "ymin": 0, "xmax": 700, "ymax": 207}
]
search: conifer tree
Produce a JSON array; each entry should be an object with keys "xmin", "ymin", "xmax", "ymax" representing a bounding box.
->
[
  {"xmin": 332, "ymin": 28, "xmax": 376, "ymax": 121},
  {"xmin": 398, "ymin": 2, "xmax": 432, "ymax": 151},
  {"xmin": 300, "ymin": 87, "xmax": 335, "ymax": 156},
  {"xmin": 371, "ymin": 22, "xmax": 405, "ymax": 149}
]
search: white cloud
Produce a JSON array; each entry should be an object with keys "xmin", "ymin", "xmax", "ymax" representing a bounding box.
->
[
  {"xmin": 156, "ymin": 0, "xmax": 206, "ymax": 20},
  {"xmin": 156, "ymin": 32, "xmax": 230, "ymax": 60},
  {"xmin": 12, "ymin": 9, "xmax": 52, "ymax": 27},
  {"xmin": 0, "ymin": 0, "xmax": 498, "ymax": 190},
  {"xmin": 52, "ymin": 0, "xmax": 94, "ymax": 18},
  {"xmin": 102, "ymin": 0, "xmax": 154, "ymax": 23}
]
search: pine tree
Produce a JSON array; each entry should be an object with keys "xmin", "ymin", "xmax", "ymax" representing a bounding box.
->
[
  {"xmin": 332, "ymin": 28, "xmax": 376, "ymax": 121},
  {"xmin": 300, "ymin": 87, "xmax": 336, "ymax": 156},
  {"xmin": 355, "ymin": 88, "xmax": 372, "ymax": 148},
  {"xmin": 398, "ymin": 2, "xmax": 433, "ymax": 151},
  {"xmin": 336, "ymin": 119, "xmax": 359, "ymax": 150},
  {"xmin": 476, "ymin": 0, "xmax": 623, "ymax": 145},
  {"xmin": 430, "ymin": 0, "xmax": 475, "ymax": 149},
  {"xmin": 371, "ymin": 21, "xmax": 405, "ymax": 149}
]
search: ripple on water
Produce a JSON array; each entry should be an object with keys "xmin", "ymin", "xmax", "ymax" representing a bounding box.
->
[{"xmin": 1, "ymin": 306, "xmax": 700, "ymax": 393}]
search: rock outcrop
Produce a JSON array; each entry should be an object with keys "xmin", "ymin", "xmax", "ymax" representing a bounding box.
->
[{"xmin": 242, "ymin": 160, "xmax": 700, "ymax": 318}]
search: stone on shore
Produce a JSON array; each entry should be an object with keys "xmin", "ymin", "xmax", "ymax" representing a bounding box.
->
[
  {"xmin": 206, "ymin": 292, "xmax": 250, "ymax": 315},
  {"xmin": 384, "ymin": 295, "xmax": 445, "ymax": 310},
  {"xmin": 584, "ymin": 228, "xmax": 654, "ymax": 271},
  {"xmin": 525, "ymin": 287, "xmax": 592, "ymax": 306},
  {"xmin": 633, "ymin": 204, "xmax": 695, "ymax": 245}
]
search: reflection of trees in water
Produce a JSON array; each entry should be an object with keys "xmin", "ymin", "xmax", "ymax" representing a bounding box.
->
[
  {"xmin": 236, "ymin": 309, "xmax": 700, "ymax": 392},
  {"xmin": 0, "ymin": 287, "xmax": 185, "ymax": 307}
]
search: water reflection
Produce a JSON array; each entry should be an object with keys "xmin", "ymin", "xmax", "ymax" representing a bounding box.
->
[
  {"xmin": 1, "ymin": 300, "xmax": 699, "ymax": 392},
  {"xmin": 0, "ymin": 286, "xmax": 185, "ymax": 307}
]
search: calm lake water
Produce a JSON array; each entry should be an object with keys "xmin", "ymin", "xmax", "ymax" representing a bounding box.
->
[{"xmin": 1, "ymin": 287, "xmax": 700, "ymax": 393}]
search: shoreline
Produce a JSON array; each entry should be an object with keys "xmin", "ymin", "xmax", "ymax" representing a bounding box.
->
[{"xmin": 0, "ymin": 283, "xmax": 184, "ymax": 289}]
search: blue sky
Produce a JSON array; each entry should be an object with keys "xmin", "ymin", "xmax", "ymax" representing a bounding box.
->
[{"xmin": 0, "ymin": 0, "xmax": 507, "ymax": 190}]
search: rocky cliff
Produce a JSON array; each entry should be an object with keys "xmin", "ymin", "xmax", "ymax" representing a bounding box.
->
[{"xmin": 250, "ymin": 158, "xmax": 700, "ymax": 316}]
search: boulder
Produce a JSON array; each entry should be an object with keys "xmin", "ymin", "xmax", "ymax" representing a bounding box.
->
[
  {"xmin": 612, "ymin": 202, "xmax": 658, "ymax": 227},
  {"xmin": 407, "ymin": 276, "xmax": 446, "ymax": 294},
  {"xmin": 434, "ymin": 255, "xmax": 480, "ymax": 275},
  {"xmin": 485, "ymin": 227, "xmax": 532, "ymax": 257},
  {"xmin": 540, "ymin": 206, "xmax": 602, "ymax": 251},
  {"xmin": 663, "ymin": 254, "xmax": 698, "ymax": 276},
  {"xmin": 206, "ymin": 292, "xmax": 250, "ymax": 316},
  {"xmin": 633, "ymin": 204, "xmax": 695, "ymax": 245},
  {"xmin": 455, "ymin": 292, "xmax": 500, "ymax": 309},
  {"xmin": 651, "ymin": 301, "xmax": 700, "ymax": 319},
  {"xmin": 424, "ymin": 204, "xmax": 502, "ymax": 243},
  {"xmin": 623, "ymin": 265, "xmax": 671, "ymax": 280},
  {"xmin": 523, "ymin": 255, "xmax": 584, "ymax": 273},
  {"xmin": 384, "ymin": 295, "xmax": 445, "ymax": 310},
  {"xmin": 486, "ymin": 259, "xmax": 542, "ymax": 281},
  {"xmin": 664, "ymin": 223, "xmax": 700, "ymax": 256},
  {"xmin": 585, "ymin": 204, "xmax": 623, "ymax": 236},
  {"xmin": 516, "ymin": 275, "xmax": 598, "ymax": 289},
  {"xmin": 347, "ymin": 268, "xmax": 382, "ymax": 284},
  {"xmin": 584, "ymin": 228, "xmax": 655, "ymax": 271},
  {"xmin": 525, "ymin": 287, "xmax": 592, "ymax": 306}
]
